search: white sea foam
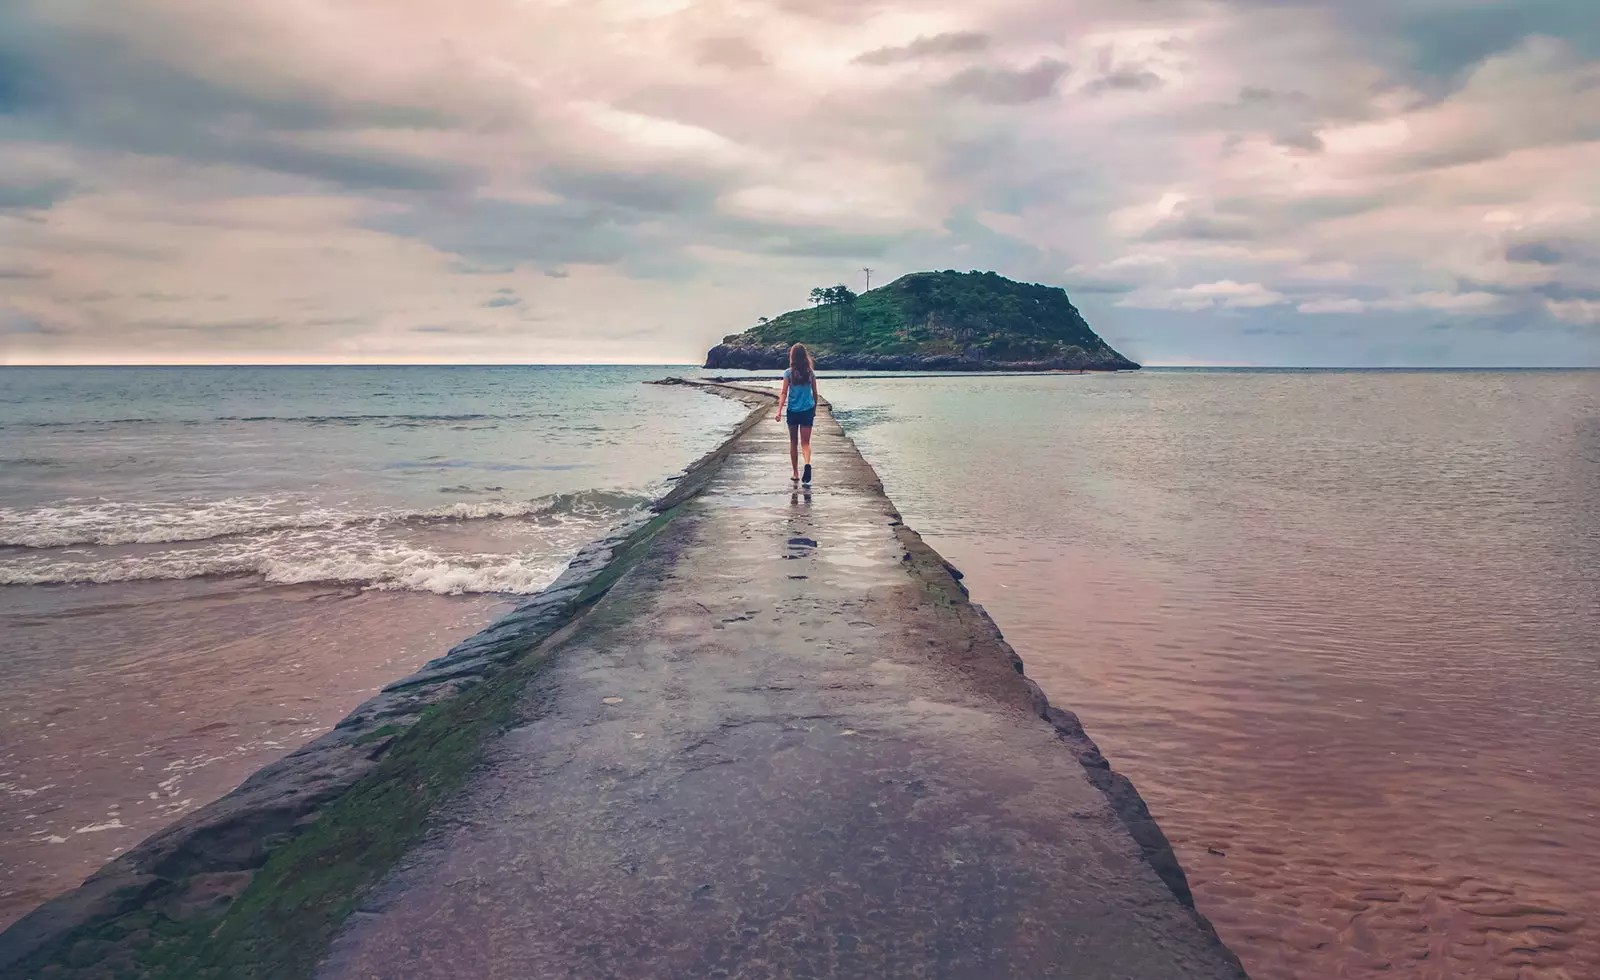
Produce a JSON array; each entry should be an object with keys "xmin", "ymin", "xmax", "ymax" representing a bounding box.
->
[
  {"xmin": 0, "ymin": 540, "xmax": 575, "ymax": 595},
  {"xmin": 0, "ymin": 490, "xmax": 644, "ymax": 549},
  {"xmin": 0, "ymin": 490, "xmax": 645, "ymax": 594}
]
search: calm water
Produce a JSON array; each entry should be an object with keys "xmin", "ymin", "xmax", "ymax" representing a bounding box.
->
[
  {"xmin": 828, "ymin": 370, "xmax": 1600, "ymax": 980},
  {"xmin": 0, "ymin": 365, "xmax": 747, "ymax": 927}
]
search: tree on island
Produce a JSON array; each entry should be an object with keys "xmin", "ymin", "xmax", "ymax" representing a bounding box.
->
[{"xmin": 808, "ymin": 284, "xmax": 858, "ymax": 329}]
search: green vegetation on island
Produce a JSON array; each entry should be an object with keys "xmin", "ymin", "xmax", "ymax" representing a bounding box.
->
[{"xmin": 706, "ymin": 270, "xmax": 1138, "ymax": 371}]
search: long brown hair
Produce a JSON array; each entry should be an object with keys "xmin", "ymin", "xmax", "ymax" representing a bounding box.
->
[{"xmin": 788, "ymin": 343, "xmax": 814, "ymax": 387}]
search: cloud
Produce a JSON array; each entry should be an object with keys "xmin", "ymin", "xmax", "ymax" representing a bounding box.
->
[
  {"xmin": 1063, "ymin": 253, "xmax": 1170, "ymax": 293},
  {"xmin": 697, "ymin": 36, "xmax": 768, "ymax": 70},
  {"xmin": 1505, "ymin": 241, "xmax": 1566, "ymax": 265},
  {"xmin": 1297, "ymin": 291, "xmax": 1512, "ymax": 315},
  {"xmin": 1298, "ymin": 297, "xmax": 1368, "ymax": 314},
  {"xmin": 855, "ymin": 32, "xmax": 990, "ymax": 66},
  {"xmin": 0, "ymin": 179, "xmax": 75, "ymax": 211},
  {"xmin": 942, "ymin": 59, "xmax": 1070, "ymax": 105},
  {"xmin": 2, "ymin": 0, "xmax": 1596, "ymax": 366},
  {"xmin": 1375, "ymin": 292, "xmax": 1508, "ymax": 312},
  {"xmin": 1120, "ymin": 280, "xmax": 1288, "ymax": 311},
  {"xmin": 1546, "ymin": 298, "xmax": 1600, "ymax": 324},
  {"xmin": 1084, "ymin": 67, "xmax": 1164, "ymax": 95}
]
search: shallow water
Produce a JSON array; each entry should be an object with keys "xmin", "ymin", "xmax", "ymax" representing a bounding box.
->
[
  {"xmin": 0, "ymin": 581, "xmax": 503, "ymax": 928},
  {"xmin": 828, "ymin": 369, "xmax": 1600, "ymax": 980},
  {"xmin": 0, "ymin": 365, "xmax": 747, "ymax": 928}
]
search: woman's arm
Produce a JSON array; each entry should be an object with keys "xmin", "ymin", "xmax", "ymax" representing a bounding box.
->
[
  {"xmin": 810, "ymin": 375, "xmax": 820, "ymax": 406},
  {"xmin": 775, "ymin": 378, "xmax": 788, "ymax": 421}
]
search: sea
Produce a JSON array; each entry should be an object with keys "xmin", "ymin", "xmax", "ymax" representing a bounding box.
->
[
  {"xmin": 3, "ymin": 366, "xmax": 1598, "ymax": 980},
  {"xmin": 0, "ymin": 365, "xmax": 748, "ymax": 927},
  {"xmin": 824, "ymin": 369, "xmax": 1600, "ymax": 980}
]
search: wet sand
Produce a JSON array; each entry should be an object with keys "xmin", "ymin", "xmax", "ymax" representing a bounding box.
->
[{"xmin": 0, "ymin": 579, "xmax": 503, "ymax": 929}]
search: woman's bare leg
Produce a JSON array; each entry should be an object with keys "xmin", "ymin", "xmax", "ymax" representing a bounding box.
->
[
  {"xmin": 788, "ymin": 425, "xmax": 800, "ymax": 479},
  {"xmin": 800, "ymin": 426, "xmax": 813, "ymax": 467}
]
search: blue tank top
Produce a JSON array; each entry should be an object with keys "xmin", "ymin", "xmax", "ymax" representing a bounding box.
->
[{"xmin": 784, "ymin": 369, "xmax": 816, "ymax": 411}]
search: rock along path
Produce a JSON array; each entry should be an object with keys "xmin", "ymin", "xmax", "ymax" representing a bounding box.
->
[{"xmin": 318, "ymin": 393, "xmax": 1247, "ymax": 980}]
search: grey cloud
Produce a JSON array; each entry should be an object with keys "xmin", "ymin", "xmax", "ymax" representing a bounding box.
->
[
  {"xmin": 772, "ymin": 0, "xmax": 892, "ymax": 22},
  {"xmin": 1238, "ymin": 86, "xmax": 1283, "ymax": 104},
  {"xmin": 698, "ymin": 36, "xmax": 768, "ymax": 70},
  {"xmin": 1, "ymin": 308, "xmax": 60, "ymax": 335},
  {"xmin": 1141, "ymin": 212, "xmax": 1258, "ymax": 242},
  {"xmin": 1143, "ymin": 190, "xmax": 1398, "ymax": 242},
  {"xmin": 0, "ymin": 178, "xmax": 74, "ymax": 210},
  {"xmin": 239, "ymin": 140, "xmax": 462, "ymax": 191},
  {"xmin": 541, "ymin": 166, "xmax": 724, "ymax": 214},
  {"xmin": 1085, "ymin": 67, "xmax": 1164, "ymax": 95},
  {"xmin": 855, "ymin": 32, "xmax": 990, "ymax": 66},
  {"xmin": 131, "ymin": 316, "xmax": 286, "ymax": 333},
  {"xmin": 1506, "ymin": 241, "xmax": 1567, "ymax": 265},
  {"xmin": 0, "ymin": 6, "xmax": 464, "ymax": 191},
  {"xmin": 942, "ymin": 59, "xmax": 1070, "ymax": 105},
  {"xmin": 370, "ymin": 197, "xmax": 645, "ymax": 267},
  {"xmin": 1273, "ymin": 130, "xmax": 1325, "ymax": 152},
  {"xmin": 1264, "ymin": 192, "xmax": 1396, "ymax": 224},
  {"xmin": 906, "ymin": 210, "xmax": 1066, "ymax": 287},
  {"xmin": 756, "ymin": 235, "xmax": 892, "ymax": 259},
  {"xmin": 409, "ymin": 322, "xmax": 509, "ymax": 335},
  {"xmin": 0, "ymin": 264, "xmax": 52, "ymax": 279},
  {"xmin": 1222, "ymin": 0, "xmax": 1600, "ymax": 88},
  {"xmin": 451, "ymin": 261, "xmax": 516, "ymax": 275},
  {"xmin": 1528, "ymin": 283, "xmax": 1600, "ymax": 302},
  {"xmin": 1060, "ymin": 276, "xmax": 1141, "ymax": 294},
  {"xmin": 483, "ymin": 295, "xmax": 522, "ymax": 308},
  {"xmin": 1392, "ymin": 0, "xmax": 1600, "ymax": 79},
  {"xmin": 1213, "ymin": 83, "xmax": 1379, "ymax": 157}
]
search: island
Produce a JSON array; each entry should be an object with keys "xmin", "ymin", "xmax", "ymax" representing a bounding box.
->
[{"xmin": 705, "ymin": 269, "xmax": 1140, "ymax": 372}]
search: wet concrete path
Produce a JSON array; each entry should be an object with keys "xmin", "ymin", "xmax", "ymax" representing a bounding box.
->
[{"xmin": 318, "ymin": 401, "xmax": 1247, "ymax": 980}]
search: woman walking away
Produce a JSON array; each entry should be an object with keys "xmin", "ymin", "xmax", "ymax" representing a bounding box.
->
[{"xmin": 776, "ymin": 343, "xmax": 819, "ymax": 485}]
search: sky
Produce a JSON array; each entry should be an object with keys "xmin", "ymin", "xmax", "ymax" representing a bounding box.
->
[{"xmin": 2, "ymin": 0, "xmax": 1598, "ymax": 367}]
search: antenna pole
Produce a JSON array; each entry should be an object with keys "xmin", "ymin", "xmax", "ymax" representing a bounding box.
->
[{"xmin": 862, "ymin": 267, "xmax": 873, "ymax": 291}]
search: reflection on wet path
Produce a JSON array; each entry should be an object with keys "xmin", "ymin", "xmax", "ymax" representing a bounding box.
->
[{"xmin": 828, "ymin": 370, "xmax": 1600, "ymax": 980}]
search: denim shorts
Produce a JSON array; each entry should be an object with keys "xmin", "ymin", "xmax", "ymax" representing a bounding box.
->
[{"xmin": 785, "ymin": 406, "xmax": 816, "ymax": 429}]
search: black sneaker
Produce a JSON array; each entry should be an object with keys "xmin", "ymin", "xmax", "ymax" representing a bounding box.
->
[{"xmin": 802, "ymin": 463, "xmax": 812, "ymax": 485}]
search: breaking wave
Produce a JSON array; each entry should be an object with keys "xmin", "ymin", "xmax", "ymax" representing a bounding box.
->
[
  {"xmin": 0, "ymin": 490, "xmax": 645, "ymax": 549},
  {"xmin": 0, "ymin": 542, "xmax": 575, "ymax": 595},
  {"xmin": 0, "ymin": 489, "xmax": 647, "ymax": 594}
]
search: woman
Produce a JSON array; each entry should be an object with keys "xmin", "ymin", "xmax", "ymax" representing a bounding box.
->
[{"xmin": 775, "ymin": 343, "xmax": 819, "ymax": 485}]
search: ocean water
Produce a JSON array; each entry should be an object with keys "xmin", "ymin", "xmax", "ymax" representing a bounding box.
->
[
  {"xmin": 826, "ymin": 369, "xmax": 1600, "ymax": 980},
  {"xmin": 1, "ymin": 365, "xmax": 748, "ymax": 593},
  {"xmin": 0, "ymin": 365, "xmax": 748, "ymax": 927}
]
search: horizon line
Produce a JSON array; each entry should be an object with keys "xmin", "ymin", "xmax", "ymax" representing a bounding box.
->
[{"xmin": 4, "ymin": 363, "xmax": 1597, "ymax": 372}]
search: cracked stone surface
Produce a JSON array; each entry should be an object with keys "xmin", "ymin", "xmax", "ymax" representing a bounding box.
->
[{"xmin": 317, "ymin": 405, "xmax": 1247, "ymax": 980}]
